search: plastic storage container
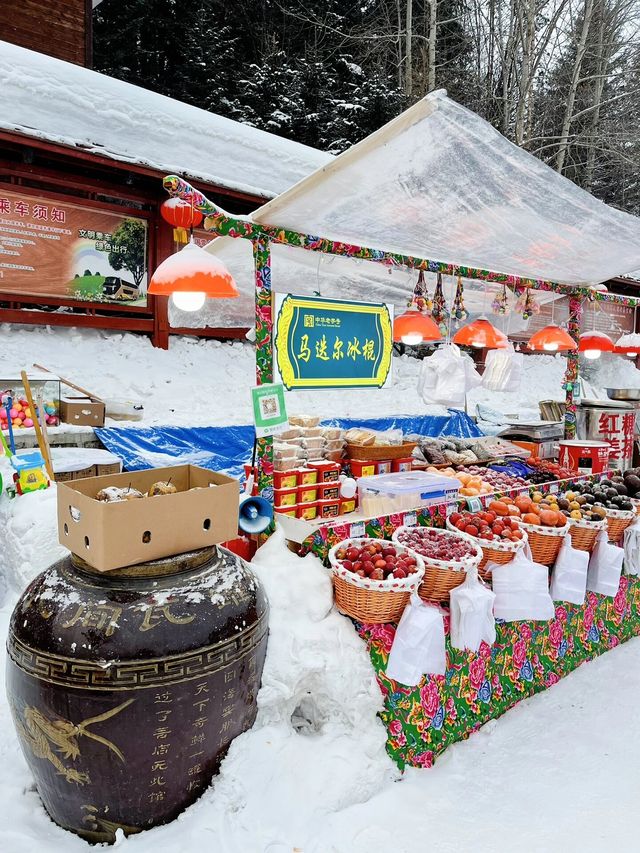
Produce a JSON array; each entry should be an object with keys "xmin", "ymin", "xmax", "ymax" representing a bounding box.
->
[{"xmin": 358, "ymin": 471, "xmax": 462, "ymax": 516}]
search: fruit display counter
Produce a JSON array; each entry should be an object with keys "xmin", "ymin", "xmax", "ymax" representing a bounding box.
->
[
  {"xmin": 359, "ymin": 574, "xmax": 640, "ymax": 769},
  {"xmin": 295, "ymin": 471, "xmax": 611, "ymax": 561}
]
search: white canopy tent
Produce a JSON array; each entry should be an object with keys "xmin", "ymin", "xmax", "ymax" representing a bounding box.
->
[{"xmin": 182, "ymin": 90, "xmax": 640, "ymax": 329}]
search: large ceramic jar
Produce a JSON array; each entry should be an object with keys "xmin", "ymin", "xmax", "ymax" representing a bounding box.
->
[{"xmin": 5, "ymin": 546, "xmax": 268, "ymax": 843}]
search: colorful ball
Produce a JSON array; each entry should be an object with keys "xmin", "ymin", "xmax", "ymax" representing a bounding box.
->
[{"xmin": 23, "ymin": 418, "xmax": 34, "ymax": 427}]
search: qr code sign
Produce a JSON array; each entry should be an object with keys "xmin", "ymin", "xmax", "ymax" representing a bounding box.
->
[{"xmin": 259, "ymin": 394, "xmax": 280, "ymax": 420}]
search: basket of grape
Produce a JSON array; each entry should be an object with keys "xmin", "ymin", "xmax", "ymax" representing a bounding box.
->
[
  {"xmin": 328, "ymin": 538, "xmax": 425, "ymax": 623},
  {"xmin": 392, "ymin": 526, "xmax": 482, "ymax": 603}
]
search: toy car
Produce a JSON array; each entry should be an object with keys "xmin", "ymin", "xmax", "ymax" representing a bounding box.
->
[{"xmin": 11, "ymin": 450, "xmax": 50, "ymax": 495}]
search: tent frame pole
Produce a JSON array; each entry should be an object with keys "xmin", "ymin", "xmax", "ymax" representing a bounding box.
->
[{"xmin": 161, "ymin": 174, "xmax": 638, "ymax": 482}]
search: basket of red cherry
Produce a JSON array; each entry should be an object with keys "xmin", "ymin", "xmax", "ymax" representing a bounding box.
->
[
  {"xmin": 446, "ymin": 507, "xmax": 526, "ymax": 578},
  {"xmin": 328, "ymin": 538, "xmax": 425, "ymax": 623},
  {"xmin": 392, "ymin": 526, "xmax": 482, "ymax": 603}
]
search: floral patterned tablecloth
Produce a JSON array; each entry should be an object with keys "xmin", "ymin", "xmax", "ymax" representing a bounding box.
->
[{"xmin": 358, "ymin": 576, "xmax": 640, "ymax": 769}]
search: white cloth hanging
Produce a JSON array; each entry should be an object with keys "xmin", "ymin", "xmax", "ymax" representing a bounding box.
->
[
  {"xmin": 550, "ymin": 536, "xmax": 589, "ymax": 605},
  {"xmin": 417, "ymin": 343, "xmax": 482, "ymax": 409},
  {"xmin": 491, "ymin": 549, "xmax": 555, "ymax": 621},
  {"xmin": 385, "ymin": 594, "xmax": 446, "ymax": 685},
  {"xmin": 623, "ymin": 518, "xmax": 640, "ymax": 576},
  {"xmin": 587, "ymin": 530, "xmax": 624, "ymax": 596},
  {"xmin": 481, "ymin": 343, "xmax": 523, "ymax": 392},
  {"xmin": 449, "ymin": 565, "xmax": 496, "ymax": 652}
]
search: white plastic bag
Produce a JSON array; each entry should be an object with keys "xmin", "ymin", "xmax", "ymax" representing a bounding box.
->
[
  {"xmin": 449, "ymin": 565, "xmax": 496, "ymax": 652},
  {"xmin": 550, "ymin": 535, "xmax": 589, "ymax": 605},
  {"xmin": 587, "ymin": 529, "xmax": 624, "ymax": 596},
  {"xmin": 417, "ymin": 343, "xmax": 482, "ymax": 409},
  {"xmin": 623, "ymin": 518, "xmax": 640, "ymax": 576},
  {"xmin": 491, "ymin": 549, "xmax": 555, "ymax": 621},
  {"xmin": 385, "ymin": 594, "xmax": 446, "ymax": 686},
  {"xmin": 481, "ymin": 344, "xmax": 523, "ymax": 392}
]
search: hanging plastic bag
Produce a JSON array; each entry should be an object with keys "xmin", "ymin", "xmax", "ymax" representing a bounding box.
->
[
  {"xmin": 417, "ymin": 343, "xmax": 481, "ymax": 409},
  {"xmin": 491, "ymin": 549, "xmax": 555, "ymax": 621},
  {"xmin": 481, "ymin": 343, "xmax": 523, "ymax": 393},
  {"xmin": 385, "ymin": 593, "xmax": 446, "ymax": 686},
  {"xmin": 587, "ymin": 529, "xmax": 624, "ymax": 596},
  {"xmin": 623, "ymin": 518, "xmax": 640, "ymax": 576},
  {"xmin": 550, "ymin": 535, "xmax": 589, "ymax": 605},
  {"xmin": 449, "ymin": 565, "xmax": 496, "ymax": 652}
]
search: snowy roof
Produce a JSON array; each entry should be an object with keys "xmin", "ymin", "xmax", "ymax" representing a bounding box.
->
[{"xmin": 0, "ymin": 41, "xmax": 332, "ymax": 200}]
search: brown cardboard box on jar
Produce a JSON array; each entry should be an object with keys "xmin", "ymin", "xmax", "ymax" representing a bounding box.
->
[
  {"xmin": 57, "ymin": 464, "xmax": 240, "ymax": 572},
  {"xmin": 60, "ymin": 395, "xmax": 106, "ymax": 427}
]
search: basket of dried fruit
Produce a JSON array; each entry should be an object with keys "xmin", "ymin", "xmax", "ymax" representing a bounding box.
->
[
  {"xmin": 446, "ymin": 508, "xmax": 526, "ymax": 578},
  {"xmin": 392, "ymin": 526, "xmax": 482, "ymax": 603},
  {"xmin": 328, "ymin": 539, "xmax": 425, "ymax": 623}
]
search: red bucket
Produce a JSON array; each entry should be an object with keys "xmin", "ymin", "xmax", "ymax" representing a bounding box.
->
[{"xmin": 558, "ymin": 440, "xmax": 610, "ymax": 474}]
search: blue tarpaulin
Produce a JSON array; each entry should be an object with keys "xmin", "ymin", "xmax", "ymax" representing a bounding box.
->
[{"xmin": 96, "ymin": 411, "xmax": 482, "ymax": 479}]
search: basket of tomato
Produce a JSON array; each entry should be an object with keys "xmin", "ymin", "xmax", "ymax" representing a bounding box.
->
[{"xmin": 447, "ymin": 503, "xmax": 526, "ymax": 578}]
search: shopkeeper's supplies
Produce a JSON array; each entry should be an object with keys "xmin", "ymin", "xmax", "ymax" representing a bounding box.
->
[
  {"xmin": 357, "ymin": 471, "xmax": 461, "ymax": 516},
  {"xmin": 481, "ymin": 343, "xmax": 523, "ymax": 392},
  {"xmin": 490, "ymin": 549, "xmax": 555, "ymax": 621},
  {"xmin": 587, "ymin": 530, "xmax": 624, "ymax": 597},
  {"xmin": 385, "ymin": 594, "xmax": 446, "ymax": 685},
  {"xmin": 449, "ymin": 565, "xmax": 496, "ymax": 652},
  {"xmin": 550, "ymin": 536, "xmax": 589, "ymax": 605},
  {"xmin": 416, "ymin": 343, "xmax": 482, "ymax": 409}
]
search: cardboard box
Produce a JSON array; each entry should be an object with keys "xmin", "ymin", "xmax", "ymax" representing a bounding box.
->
[
  {"xmin": 57, "ymin": 464, "xmax": 240, "ymax": 572},
  {"xmin": 60, "ymin": 396, "xmax": 106, "ymax": 427}
]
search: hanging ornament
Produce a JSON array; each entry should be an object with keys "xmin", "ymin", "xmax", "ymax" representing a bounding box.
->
[
  {"xmin": 412, "ymin": 269, "xmax": 433, "ymax": 314},
  {"xmin": 451, "ymin": 275, "xmax": 468, "ymax": 323},
  {"xmin": 432, "ymin": 272, "xmax": 449, "ymax": 331},
  {"xmin": 491, "ymin": 283, "xmax": 510, "ymax": 316},
  {"xmin": 515, "ymin": 289, "xmax": 540, "ymax": 320}
]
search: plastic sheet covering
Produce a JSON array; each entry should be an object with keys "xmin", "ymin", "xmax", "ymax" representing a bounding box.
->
[
  {"xmin": 252, "ymin": 91, "xmax": 640, "ymax": 284},
  {"xmin": 96, "ymin": 412, "xmax": 481, "ymax": 477},
  {"xmin": 171, "ymin": 239, "xmax": 563, "ymax": 329}
]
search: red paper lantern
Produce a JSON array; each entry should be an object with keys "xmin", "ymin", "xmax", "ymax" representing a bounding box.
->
[
  {"xmin": 393, "ymin": 310, "xmax": 442, "ymax": 345},
  {"xmin": 161, "ymin": 198, "xmax": 204, "ymax": 243}
]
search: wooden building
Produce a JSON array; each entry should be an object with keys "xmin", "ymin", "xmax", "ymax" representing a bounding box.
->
[
  {"xmin": 1, "ymin": 0, "xmax": 92, "ymax": 66},
  {"xmin": 0, "ymin": 40, "xmax": 330, "ymax": 348}
]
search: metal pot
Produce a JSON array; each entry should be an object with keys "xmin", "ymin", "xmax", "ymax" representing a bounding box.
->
[{"xmin": 606, "ymin": 388, "xmax": 640, "ymax": 402}]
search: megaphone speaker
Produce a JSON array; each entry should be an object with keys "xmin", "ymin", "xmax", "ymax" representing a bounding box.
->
[{"xmin": 238, "ymin": 494, "xmax": 274, "ymax": 535}]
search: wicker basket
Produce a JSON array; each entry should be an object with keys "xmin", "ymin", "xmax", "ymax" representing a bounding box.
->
[
  {"xmin": 518, "ymin": 520, "xmax": 569, "ymax": 567},
  {"xmin": 630, "ymin": 498, "xmax": 640, "ymax": 517},
  {"xmin": 328, "ymin": 538, "xmax": 425, "ymax": 623},
  {"xmin": 392, "ymin": 526, "xmax": 482, "ymax": 603},
  {"xmin": 346, "ymin": 441, "xmax": 416, "ymax": 461},
  {"xmin": 568, "ymin": 517, "xmax": 607, "ymax": 552},
  {"xmin": 445, "ymin": 517, "xmax": 526, "ymax": 580},
  {"xmin": 606, "ymin": 508, "xmax": 636, "ymax": 543}
]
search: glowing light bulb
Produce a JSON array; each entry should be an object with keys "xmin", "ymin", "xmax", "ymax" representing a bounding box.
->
[
  {"xmin": 401, "ymin": 332, "xmax": 423, "ymax": 345},
  {"xmin": 543, "ymin": 342, "xmax": 559, "ymax": 352},
  {"xmin": 627, "ymin": 352, "xmax": 636, "ymax": 358},
  {"xmin": 171, "ymin": 291, "xmax": 206, "ymax": 311},
  {"xmin": 470, "ymin": 340, "xmax": 484, "ymax": 348},
  {"xmin": 583, "ymin": 349, "xmax": 601, "ymax": 360}
]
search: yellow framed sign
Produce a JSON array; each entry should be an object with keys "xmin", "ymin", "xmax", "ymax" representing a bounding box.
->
[{"xmin": 273, "ymin": 294, "xmax": 393, "ymax": 390}]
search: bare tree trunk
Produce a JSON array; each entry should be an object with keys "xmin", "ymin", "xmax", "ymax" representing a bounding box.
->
[
  {"xmin": 514, "ymin": 0, "xmax": 536, "ymax": 145},
  {"xmin": 427, "ymin": 0, "xmax": 437, "ymax": 92},
  {"xmin": 397, "ymin": 0, "xmax": 404, "ymax": 91},
  {"xmin": 556, "ymin": 0, "xmax": 596, "ymax": 173},
  {"xmin": 405, "ymin": 0, "xmax": 413, "ymax": 97},
  {"xmin": 501, "ymin": 0, "xmax": 517, "ymax": 136}
]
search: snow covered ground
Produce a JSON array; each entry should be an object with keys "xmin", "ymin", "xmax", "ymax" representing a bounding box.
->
[{"xmin": 2, "ymin": 325, "xmax": 640, "ymax": 852}]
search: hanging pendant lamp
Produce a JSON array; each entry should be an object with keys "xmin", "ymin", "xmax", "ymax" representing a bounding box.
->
[
  {"xmin": 527, "ymin": 325, "xmax": 577, "ymax": 352},
  {"xmin": 453, "ymin": 317, "xmax": 507, "ymax": 349},
  {"xmin": 393, "ymin": 310, "xmax": 442, "ymax": 345},
  {"xmin": 614, "ymin": 319, "xmax": 640, "ymax": 356},
  {"xmin": 148, "ymin": 240, "xmax": 238, "ymax": 311},
  {"xmin": 578, "ymin": 330, "xmax": 614, "ymax": 360}
]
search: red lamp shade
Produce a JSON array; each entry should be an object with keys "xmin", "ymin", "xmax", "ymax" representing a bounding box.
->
[
  {"xmin": 160, "ymin": 197, "xmax": 203, "ymax": 229},
  {"xmin": 527, "ymin": 325, "xmax": 577, "ymax": 352},
  {"xmin": 453, "ymin": 318, "xmax": 507, "ymax": 349},
  {"xmin": 393, "ymin": 310, "xmax": 442, "ymax": 345},
  {"xmin": 614, "ymin": 334, "xmax": 640, "ymax": 357},
  {"xmin": 148, "ymin": 241, "xmax": 238, "ymax": 311},
  {"xmin": 578, "ymin": 331, "xmax": 614, "ymax": 359}
]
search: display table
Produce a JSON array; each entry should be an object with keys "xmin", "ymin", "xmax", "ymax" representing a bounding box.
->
[{"xmin": 359, "ymin": 576, "xmax": 640, "ymax": 769}]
